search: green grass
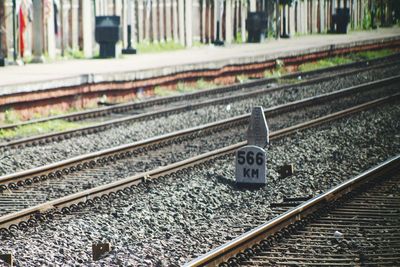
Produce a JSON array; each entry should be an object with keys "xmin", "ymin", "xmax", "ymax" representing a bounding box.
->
[
  {"xmin": 2, "ymin": 109, "xmax": 22, "ymax": 124},
  {"xmin": 137, "ymin": 41, "xmax": 185, "ymax": 54},
  {"xmin": 0, "ymin": 120, "xmax": 92, "ymax": 140},
  {"xmin": 298, "ymin": 49, "xmax": 395, "ymax": 72},
  {"xmin": 349, "ymin": 49, "xmax": 394, "ymax": 61},
  {"xmin": 298, "ymin": 57, "xmax": 354, "ymax": 72},
  {"xmin": 154, "ymin": 86, "xmax": 176, "ymax": 97},
  {"xmin": 264, "ymin": 69, "xmax": 287, "ymax": 78}
]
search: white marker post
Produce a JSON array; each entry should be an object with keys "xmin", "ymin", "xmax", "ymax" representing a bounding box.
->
[{"xmin": 236, "ymin": 106, "xmax": 269, "ymax": 185}]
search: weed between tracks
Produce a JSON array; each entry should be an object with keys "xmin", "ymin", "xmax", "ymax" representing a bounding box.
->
[
  {"xmin": 298, "ymin": 49, "xmax": 395, "ymax": 72},
  {"xmin": 0, "ymin": 120, "xmax": 92, "ymax": 140},
  {"xmin": 0, "ymin": 48, "xmax": 395, "ymax": 138}
]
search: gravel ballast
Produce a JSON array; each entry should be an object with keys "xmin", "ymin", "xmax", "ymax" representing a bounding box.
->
[
  {"xmin": 1, "ymin": 65, "xmax": 400, "ymax": 176},
  {"xmin": 1, "ymin": 99, "xmax": 399, "ymax": 266},
  {"xmin": 0, "ymin": 84, "xmax": 397, "ymax": 218}
]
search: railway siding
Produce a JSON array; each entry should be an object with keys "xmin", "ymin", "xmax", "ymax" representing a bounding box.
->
[{"xmin": 1, "ymin": 64, "xmax": 399, "ymax": 176}]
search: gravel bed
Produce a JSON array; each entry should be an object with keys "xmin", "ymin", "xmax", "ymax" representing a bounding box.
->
[
  {"xmin": 79, "ymin": 57, "xmax": 400, "ymax": 123},
  {"xmin": 1, "ymin": 99, "xmax": 399, "ymax": 266},
  {"xmin": 0, "ymin": 84, "xmax": 397, "ymax": 218},
  {"xmin": 0, "ymin": 64, "xmax": 399, "ymax": 176}
]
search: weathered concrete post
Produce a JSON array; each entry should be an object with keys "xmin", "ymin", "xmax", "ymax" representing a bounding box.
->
[
  {"xmin": 32, "ymin": 0, "xmax": 45, "ymax": 63},
  {"xmin": 235, "ymin": 106, "xmax": 269, "ymax": 186}
]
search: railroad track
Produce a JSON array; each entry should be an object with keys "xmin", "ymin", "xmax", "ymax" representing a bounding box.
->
[
  {"xmin": 0, "ymin": 90, "xmax": 398, "ymax": 234},
  {"xmin": 1, "ymin": 55, "xmax": 400, "ymax": 149},
  {"xmin": 0, "ymin": 75, "xmax": 398, "ymax": 195},
  {"xmin": 1, "ymin": 71, "xmax": 399, "ymax": 178},
  {"xmin": 186, "ymin": 155, "xmax": 400, "ymax": 267},
  {"xmin": 2, "ymin": 53, "xmax": 399, "ymax": 132}
]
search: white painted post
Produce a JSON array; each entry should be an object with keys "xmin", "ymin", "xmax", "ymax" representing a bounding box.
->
[
  {"xmin": 122, "ymin": 0, "xmax": 128, "ymax": 47},
  {"xmin": 290, "ymin": 3, "xmax": 295, "ymax": 35},
  {"xmin": 145, "ymin": 0, "xmax": 151, "ymax": 41},
  {"xmin": 71, "ymin": 0, "xmax": 79, "ymax": 51},
  {"xmin": 138, "ymin": 0, "xmax": 144, "ymax": 42},
  {"xmin": 178, "ymin": 0, "xmax": 185, "ymax": 45},
  {"xmin": 47, "ymin": 0, "xmax": 56, "ymax": 60},
  {"xmin": 201, "ymin": 0, "xmax": 206, "ymax": 42},
  {"xmin": 241, "ymin": 0, "xmax": 246, "ymax": 42},
  {"xmin": 159, "ymin": 0, "xmax": 165, "ymax": 42},
  {"xmin": 172, "ymin": 0, "xmax": 179, "ymax": 42},
  {"xmin": 185, "ymin": 0, "xmax": 193, "ymax": 47},
  {"xmin": 131, "ymin": 0, "xmax": 137, "ymax": 45},
  {"xmin": 165, "ymin": 0, "xmax": 172, "ymax": 41},
  {"xmin": 249, "ymin": 0, "xmax": 256, "ymax": 12},
  {"xmin": 152, "ymin": 0, "xmax": 158, "ymax": 42},
  {"xmin": 82, "ymin": 0, "xmax": 93, "ymax": 58}
]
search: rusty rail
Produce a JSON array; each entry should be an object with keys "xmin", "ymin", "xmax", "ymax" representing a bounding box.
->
[{"xmin": 185, "ymin": 155, "xmax": 400, "ymax": 266}]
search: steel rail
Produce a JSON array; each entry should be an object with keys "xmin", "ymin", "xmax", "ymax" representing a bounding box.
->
[
  {"xmin": 184, "ymin": 155, "xmax": 400, "ymax": 267},
  {"xmin": 2, "ymin": 62, "xmax": 400, "ymax": 150},
  {"xmin": 1, "ymin": 78, "xmax": 399, "ymax": 190},
  {"xmin": 0, "ymin": 93, "xmax": 397, "ymax": 230},
  {"xmin": 2, "ymin": 53, "xmax": 399, "ymax": 132}
]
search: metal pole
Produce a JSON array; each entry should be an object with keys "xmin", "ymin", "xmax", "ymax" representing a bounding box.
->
[
  {"xmin": 122, "ymin": 0, "xmax": 137, "ymax": 53},
  {"xmin": 276, "ymin": 0, "xmax": 280, "ymax": 39},
  {"xmin": 12, "ymin": 0, "xmax": 17, "ymax": 61},
  {"xmin": 213, "ymin": 0, "xmax": 223, "ymax": 45},
  {"xmin": 60, "ymin": 0, "xmax": 64, "ymax": 57},
  {"xmin": 0, "ymin": 30, "xmax": 4, "ymax": 66},
  {"xmin": 0, "ymin": 0, "xmax": 3, "ymax": 65}
]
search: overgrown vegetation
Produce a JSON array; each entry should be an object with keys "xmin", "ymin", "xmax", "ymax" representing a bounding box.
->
[
  {"xmin": 0, "ymin": 105, "xmax": 96, "ymax": 126},
  {"xmin": 0, "ymin": 120, "xmax": 91, "ymax": 140},
  {"xmin": 298, "ymin": 57, "xmax": 353, "ymax": 72},
  {"xmin": 236, "ymin": 74, "xmax": 249, "ymax": 83},
  {"xmin": 154, "ymin": 79, "xmax": 215, "ymax": 96},
  {"xmin": 348, "ymin": 49, "xmax": 394, "ymax": 61},
  {"xmin": 264, "ymin": 59, "xmax": 287, "ymax": 78},
  {"xmin": 298, "ymin": 49, "xmax": 394, "ymax": 72}
]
